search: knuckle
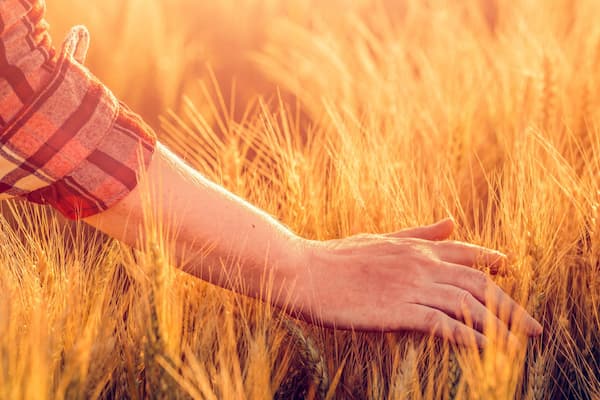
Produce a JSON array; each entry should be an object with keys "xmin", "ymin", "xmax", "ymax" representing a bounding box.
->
[
  {"xmin": 441, "ymin": 240, "xmax": 459, "ymax": 247},
  {"xmin": 432, "ymin": 240, "xmax": 449, "ymax": 253},
  {"xmin": 355, "ymin": 233, "xmax": 373, "ymax": 241},
  {"xmin": 424, "ymin": 309, "xmax": 442, "ymax": 328},
  {"xmin": 456, "ymin": 289, "xmax": 471, "ymax": 309},
  {"xmin": 434, "ymin": 258, "xmax": 445, "ymax": 269},
  {"xmin": 452, "ymin": 324, "xmax": 463, "ymax": 341},
  {"xmin": 472, "ymin": 270, "xmax": 490, "ymax": 291},
  {"xmin": 456, "ymin": 290, "xmax": 476, "ymax": 319},
  {"xmin": 457, "ymin": 289, "xmax": 470, "ymax": 304},
  {"xmin": 388, "ymin": 237, "xmax": 408, "ymax": 251}
]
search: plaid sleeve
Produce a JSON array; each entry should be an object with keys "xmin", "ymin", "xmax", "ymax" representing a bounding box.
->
[{"xmin": 0, "ymin": 0, "xmax": 156, "ymax": 219}]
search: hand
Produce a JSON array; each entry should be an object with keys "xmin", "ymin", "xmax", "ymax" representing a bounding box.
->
[{"xmin": 293, "ymin": 218, "xmax": 542, "ymax": 347}]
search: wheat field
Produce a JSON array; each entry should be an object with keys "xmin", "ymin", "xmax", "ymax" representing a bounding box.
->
[{"xmin": 0, "ymin": 0, "xmax": 598, "ymax": 398}]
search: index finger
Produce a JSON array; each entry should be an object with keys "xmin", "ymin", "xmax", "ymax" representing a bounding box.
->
[{"xmin": 434, "ymin": 240, "xmax": 508, "ymax": 275}]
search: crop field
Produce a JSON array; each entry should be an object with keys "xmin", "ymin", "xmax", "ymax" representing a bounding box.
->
[{"xmin": 0, "ymin": 0, "xmax": 598, "ymax": 398}]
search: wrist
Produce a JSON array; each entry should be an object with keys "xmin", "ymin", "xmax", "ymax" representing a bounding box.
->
[
  {"xmin": 270, "ymin": 237, "xmax": 326, "ymax": 316},
  {"xmin": 262, "ymin": 233, "xmax": 309, "ymax": 306}
]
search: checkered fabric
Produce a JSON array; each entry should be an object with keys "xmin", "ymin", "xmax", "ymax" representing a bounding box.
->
[{"xmin": 0, "ymin": 0, "xmax": 156, "ymax": 219}]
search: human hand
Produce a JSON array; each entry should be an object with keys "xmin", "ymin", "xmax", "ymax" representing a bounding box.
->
[{"xmin": 292, "ymin": 218, "xmax": 542, "ymax": 347}]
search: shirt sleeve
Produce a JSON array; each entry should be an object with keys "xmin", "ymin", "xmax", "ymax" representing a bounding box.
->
[{"xmin": 0, "ymin": 0, "xmax": 156, "ymax": 219}]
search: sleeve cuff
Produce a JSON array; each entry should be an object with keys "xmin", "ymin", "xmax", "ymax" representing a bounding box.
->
[
  {"xmin": 9, "ymin": 27, "xmax": 158, "ymax": 219},
  {"xmin": 26, "ymin": 100, "xmax": 156, "ymax": 219},
  {"xmin": 0, "ymin": 37, "xmax": 118, "ymax": 189}
]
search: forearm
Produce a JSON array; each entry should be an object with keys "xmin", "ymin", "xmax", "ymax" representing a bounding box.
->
[
  {"xmin": 83, "ymin": 142, "xmax": 307, "ymax": 302},
  {"xmin": 1, "ymin": 0, "xmax": 545, "ymax": 344},
  {"xmin": 0, "ymin": 0, "xmax": 303, "ymax": 302}
]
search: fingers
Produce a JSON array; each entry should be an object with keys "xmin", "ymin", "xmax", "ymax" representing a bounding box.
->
[
  {"xmin": 385, "ymin": 218, "xmax": 455, "ymax": 241},
  {"xmin": 433, "ymin": 262, "xmax": 543, "ymax": 336},
  {"xmin": 413, "ymin": 283, "xmax": 520, "ymax": 345},
  {"xmin": 402, "ymin": 303, "xmax": 487, "ymax": 348},
  {"xmin": 433, "ymin": 240, "xmax": 507, "ymax": 274}
]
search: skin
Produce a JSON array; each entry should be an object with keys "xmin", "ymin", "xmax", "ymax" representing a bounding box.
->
[{"xmin": 84, "ymin": 142, "xmax": 543, "ymax": 347}]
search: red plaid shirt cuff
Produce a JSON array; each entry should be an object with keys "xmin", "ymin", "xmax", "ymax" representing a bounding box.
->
[{"xmin": 1, "ymin": 1, "xmax": 156, "ymax": 219}]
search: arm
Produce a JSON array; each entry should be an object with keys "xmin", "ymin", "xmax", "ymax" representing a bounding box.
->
[
  {"xmin": 84, "ymin": 142, "xmax": 543, "ymax": 347},
  {"xmin": 84, "ymin": 142, "xmax": 305, "ymax": 303},
  {"xmin": 2, "ymin": 0, "xmax": 541, "ymax": 346}
]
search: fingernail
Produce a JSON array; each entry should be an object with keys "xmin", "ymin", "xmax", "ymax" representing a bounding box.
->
[
  {"xmin": 527, "ymin": 318, "xmax": 543, "ymax": 335},
  {"xmin": 495, "ymin": 254, "xmax": 511, "ymax": 276},
  {"xmin": 495, "ymin": 250, "xmax": 508, "ymax": 259},
  {"xmin": 534, "ymin": 320, "xmax": 543, "ymax": 335}
]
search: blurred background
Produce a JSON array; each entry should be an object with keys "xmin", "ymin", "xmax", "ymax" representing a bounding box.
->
[
  {"xmin": 45, "ymin": 0, "xmax": 359, "ymax": 128},
  {"xmin": 9, "ymin": 1, "xmax": 594, "ymax": 398}
]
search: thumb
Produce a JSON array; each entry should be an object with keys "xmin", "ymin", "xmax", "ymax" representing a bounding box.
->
[{"xmin": 384, "ymin": 218, "xmax": 455, "ymax": 241}]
